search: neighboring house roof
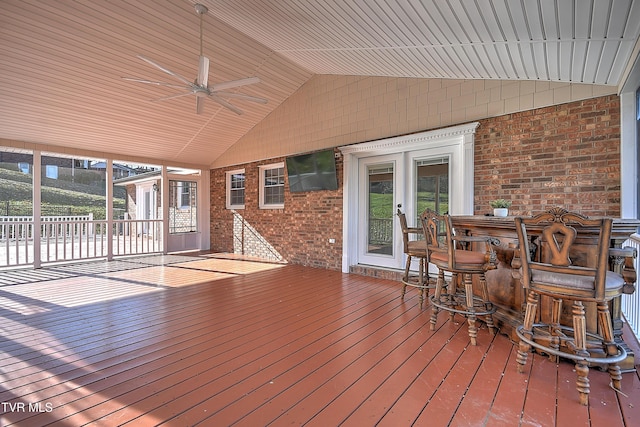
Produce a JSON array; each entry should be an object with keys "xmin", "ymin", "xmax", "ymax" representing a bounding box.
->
[
  {"xmin": 113, "ymin": 170, "xmax": 161, "ymax": 186},
  {"xmin": 91, "ymin": 162, "xmax": 138, "ymax": 173}
]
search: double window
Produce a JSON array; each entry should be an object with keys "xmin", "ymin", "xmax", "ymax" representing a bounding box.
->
[{"xmin": 225, "ymin": 163, "xmax": 286, "ymax": 210}]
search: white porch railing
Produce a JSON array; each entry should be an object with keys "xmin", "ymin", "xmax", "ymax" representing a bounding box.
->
[
  {"xmin": 0, "ymin": 216, "xmax": 163, "ymax": 267},
  {"xmin": 113, "ymin": 219, "xmax": 163, "ymax": 256},
  {"xmin": 621, "ymin": 233, "xmax": 640, "ymax": 343}
]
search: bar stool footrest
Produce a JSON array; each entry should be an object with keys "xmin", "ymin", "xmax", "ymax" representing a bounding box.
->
[
  {"xmin": 430, "ymin": 292, "xmax": 496, "ymax": 317},
  {"xmin": 516, "ymin": 324, "xmax": 627, "ymax": 365},
  {"xmin": 401, "ymin": 276, "xmax": 436, "ymax": 290}
]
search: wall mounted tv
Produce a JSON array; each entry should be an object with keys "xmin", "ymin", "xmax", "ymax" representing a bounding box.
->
[{"xmin": 286, "ymin": 149, "xmax": 338, "ymax": 192}]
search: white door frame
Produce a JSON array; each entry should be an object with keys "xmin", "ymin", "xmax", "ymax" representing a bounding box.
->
[
  {"xmin": 339, "ymin": 122, "xmax": 479, "ymax": 273},
  {"xmin": 136, "ymin": 182, "xmax": 157, "ymax": 234},
  {"xmin": 164, "ymin": 170, "xmax": 210, "ymax": 253}
]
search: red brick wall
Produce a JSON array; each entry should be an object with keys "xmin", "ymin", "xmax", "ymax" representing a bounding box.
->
[
  {"xmin": 210, "ymin": 152, "xmax": 343, "ymax": 270},
  {"xmin": 474, "ymin": 95, "xmax": 620, "ymax": 217},
  {"xmin": 210, "ymin": 95, "xmax": 621, "ymax": 268}
]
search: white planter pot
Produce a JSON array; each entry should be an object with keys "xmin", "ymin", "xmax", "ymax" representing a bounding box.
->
[{"xmin": 493, "ymin": 208, "xmax": 509, "ymax": 217}]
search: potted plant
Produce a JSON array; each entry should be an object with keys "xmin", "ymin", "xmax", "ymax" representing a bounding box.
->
[{"xmin": 490, "ymin": 199, "xmax": 511, "ymax": 217}]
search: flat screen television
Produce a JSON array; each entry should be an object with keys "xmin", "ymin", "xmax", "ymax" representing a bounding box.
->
[{"xmin": 286, "ymin": 149, "xmax": 338, "ymax": 192}]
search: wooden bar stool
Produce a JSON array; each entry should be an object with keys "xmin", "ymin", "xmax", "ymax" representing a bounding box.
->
[
  {"xmin": 514, "ymin": 207, "xmax": 637, "ymax": 405},
  {"xmin": 397, "ymin": 209, "xmax": 432, "ymax": 308},
  {"xmin": 421, "ymin": 209, "xmax": 498, "ymax": 345}
]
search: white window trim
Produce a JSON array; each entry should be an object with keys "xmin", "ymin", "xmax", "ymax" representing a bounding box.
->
[
  {"xmin": 259, "ymin": 162, "xmax": 285, "ymax": 209},
  {"xmin": 226, "ymin": 168, "xmax": 246, "ymax": 210}
]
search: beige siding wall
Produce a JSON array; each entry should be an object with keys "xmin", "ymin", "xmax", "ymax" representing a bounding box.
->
[{"xmin": 212, "ymin": 75, "xmax": 615, "ymax": 168}]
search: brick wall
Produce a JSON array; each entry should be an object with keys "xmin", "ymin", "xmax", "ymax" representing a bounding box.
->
[
  {"xmin": 210, "ymin": 95, "xmax": 621, "ymax": 268},
  {"xmin": 210, "ymin": 151, "xmax": 344, "ymax": 270},
  {"xmin": 474, "ymin": 95, "xmax": 620, "ymax": 217}
]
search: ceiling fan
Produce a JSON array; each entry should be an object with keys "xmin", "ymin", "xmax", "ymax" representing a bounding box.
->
[{"xmin": 123, "ymin": 3, "xmax": 267, "ymax": 115}]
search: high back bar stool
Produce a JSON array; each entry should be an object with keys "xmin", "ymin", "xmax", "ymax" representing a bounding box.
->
[
  {"xmin": 514, "ymin": 207, "xmax": 637, "ymax": 405},
  {"xmin": 397, "ymin": 208, "xmax": 431, "ymax": 308},
  {"xmin": 421, "ymin": 209, "xmax": 498, "ymax": 345}
]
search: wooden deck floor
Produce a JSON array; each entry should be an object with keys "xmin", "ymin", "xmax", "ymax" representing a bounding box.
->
[{"xmin": 0, "ymin": 254, "xmax": 639, "ymax": 426}]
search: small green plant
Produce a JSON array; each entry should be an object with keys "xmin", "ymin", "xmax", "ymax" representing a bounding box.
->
[{"xmin": 489, "ymin": 199, "xmax": 512, "ymax": 209}]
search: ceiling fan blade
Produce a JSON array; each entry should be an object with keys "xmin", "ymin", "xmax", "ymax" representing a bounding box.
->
[
  {"xmin": 137, "ymin": 55, "xmax": 194, "ymax": 87},
  {"xmin": 151, "ymin": 91, "xmax": 195, "ymax": 102},
  {"xmin": 211, "ymin": 76, "xmax": 260, "ymax": 92},
  {"xmin": 210, "ymin": 94, "xmax": 243, "ymax": 115},
  {"xmin": 213, "ymin": 91, "xmax": 268, "ymax": 104},
  {"xmin": 197, "ymin": 56, "xmax": 209, "ymax": 87},
  {"xmin": 122, "ymin": 77, "xmax": 190, "ymax": 90},
  {"xmin": 196, "ymin": 96, "xmax": 204, "ymax": 114}
]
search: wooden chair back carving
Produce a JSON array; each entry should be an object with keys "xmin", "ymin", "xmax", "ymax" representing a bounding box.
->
[
  {"xmin": 515, "ymin": 206, "xmax": 613, "ymax": 300},
  {"xmin": 420, "ymin": 208, "xmax": 443, "ymax": 250}
]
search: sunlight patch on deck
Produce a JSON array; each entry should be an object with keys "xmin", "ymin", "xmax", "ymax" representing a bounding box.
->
[
  {"xmin": 103, "ymin": 265, "xmax": 235, "ymax": 287},
  {"xmin": 0, "ymin": 275, "xmax": 162, "ymax": 313},
  {"xmin": 172, "ymin": 258, "xmax": 286, "ymax": 274}
]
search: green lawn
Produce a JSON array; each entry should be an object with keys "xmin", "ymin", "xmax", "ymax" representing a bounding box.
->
[
  {"xmin": 369, "ymin": 192, "xmax": 448, "ymax": 219},
  {"xmin": 0, "ymin": 167, "xmax": 125, "ymax": 219}
]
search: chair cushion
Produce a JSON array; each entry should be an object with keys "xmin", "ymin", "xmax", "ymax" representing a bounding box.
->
[
  {"xmin": 531, "ymin": 269, "xmax": 625, "ymax": 291},
  {"xmin": 430, "ymin": 249, "xmax": 486, "ymax": 265}
]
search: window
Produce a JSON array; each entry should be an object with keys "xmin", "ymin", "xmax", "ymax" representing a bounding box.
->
[
  {"xmin": 74, "ymin": 159, "xmax": 88, "ymax": 169},
  {"xmin": 18, "ymin": 162, "xmax": 30, "ymax": 174},
  {"xmin": 259, "ymin": 163, "xmax": 285, "ymax": 209},
  {"xmin": 180, "ymin": 182, "xmax": 191, "ymax": 208},
  {"xmin": 45, "ymin": 164, "xmax": 59, "ymax": 179},
  {"xmin": 415, "ymin": 157, "xmax": 449, "ymax": 216},
  {"xmin": 226, "ymin": 169, "xmax": 245, "ymax": 209},
  {"xmin": 367, "ymin": 163, "xmax": 394, "ymax": 256}
]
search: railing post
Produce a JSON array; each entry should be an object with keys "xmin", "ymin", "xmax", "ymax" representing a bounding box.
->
[{"xmin": 621, "ymin": 233, "xmax": 640, "ymax": 344}]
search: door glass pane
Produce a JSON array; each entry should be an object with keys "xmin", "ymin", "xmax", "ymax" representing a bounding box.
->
[
  {"xmin": 367, "ymin": 164, "xmax": 394, "ymax": 255},
  {"xmin": 416, "ymin": 159, "xmax": 449, "ymax": 216},
  {"xmin": 169, "ymin": 180, "xmax": 197, "ymax": 233}
]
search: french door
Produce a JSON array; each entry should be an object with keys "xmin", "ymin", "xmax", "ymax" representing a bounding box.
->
[
  {"xmin": 357, "ymin": 154, "xmax": 403, "ymax": 268},
  {"xmin": 340, "ymin": 123, "xmax": 478, "ymax": 273},
  {"xmin": 357, "ymin": 152, "xmax": 450, "ymax": 270}
]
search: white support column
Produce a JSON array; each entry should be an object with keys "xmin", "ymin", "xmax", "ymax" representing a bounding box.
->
[
  {"xmin": 619, "ymin": 45, "xmax": 640, "ymax": 219},
  {"xmin": 106, "ymin": 159, "xmax": 114, "ymax": 260},
  {"xmin": 199, "ymin": 169, "xmax": 211, "ymax": 250},
  {"xmin": 161, "ymin": 166, "xmax": 169, "ymax": 254},
  {"xmin": 620, "ymin": 91, "xmax": 638, "ymax": 219},
  {"xmin": 33, "ymin": 150, "xmax": 41, "ymax": 268},
  {"xmin": 461, "ymin": 129, "xmax": 477, "ymax": 215}
]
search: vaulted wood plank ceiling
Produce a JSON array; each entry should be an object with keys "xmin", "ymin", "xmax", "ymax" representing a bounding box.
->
[{"xmin": 1, "ymin": 0, "xmax": 639, "ymax": 167}]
